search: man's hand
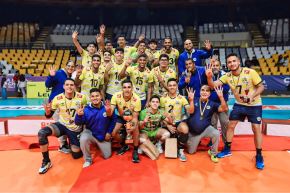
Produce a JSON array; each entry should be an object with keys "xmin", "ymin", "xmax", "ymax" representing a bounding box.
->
[
  {"xmin": 167, "ymin": 124, "xmax": 177, "ymax": 134},
  {"xmin": 105, "ymin": 133, "xmax": 111, "ymax": 141},
  {"xmin": 75, "ymin": 65, "xmax": 83, "ymax": 77},
  {"xmin": 204, "ymin": 40, "xmax": 212, "ymax": 51},
  {"xmin": 104, "ymin": 100, "xmax": 111, "ymax": 113},
  {"xmin": 99, "ymin": 24, "xmax": 106, "ymax": 35},
  {"xmin": 125, "ymin": 57, "xmax": 133, "ymax": 67},
  {"xmin": 43, "ymin": 102, "xmax": 52, "ymax": 115},
  {"xmin": 105, "ymin": 62, "xmax": 113, "ymax": 73},
  {"xmin": 76, "ymin": 104, "xmax": 85, "ymax": 116},
  {"xmin": 138, "ymin": 34, "xmax": 145, "ymax": 41},
  {"xmin": 72, "ymin": 31, "xmax": 78, "ymax": 40},
  {"xmin": 49, "ymin": 65, "xmax": 56, "ymax": 76},
  {"xmin": 214, "ymin": 86, "xmax": 224, "ymax": 98},
  {"xmin": 186, "ymin": 87, "xmax": 195, "ymax": 102},
  {"xmin": 205, "ymin": 63, "xmax": 213, "ymax": 78}
]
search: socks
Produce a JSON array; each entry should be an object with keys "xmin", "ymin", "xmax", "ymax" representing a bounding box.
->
[
  {"xmin": 134, "ymin": 146, "xmax": 138, "ymax": 151},
  {"xmin": 42, "ymin": 151, "xmax": 50, "ymax": 162},
  {"xmin": 225, "ymin": 141, "xmax": 232, "ymax": 149},
  {"xmin": 256, "ymin": 148, "xmax": 262, "ymax": 156}
]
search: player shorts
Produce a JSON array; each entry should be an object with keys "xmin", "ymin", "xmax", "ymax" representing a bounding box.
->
[{"xmin": 229, "ymin": 104, "xmax": 262, "ymax": 124}]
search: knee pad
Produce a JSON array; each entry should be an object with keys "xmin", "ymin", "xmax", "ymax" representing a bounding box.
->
[
  {"xmin": 38, "ymin": 126, "xmax": 52, "ymax": 145},
  {"xmin": 177, "ymin": 133, "xmax": 189, "ymax": 145},
  {"xmin": 71, "ymin": 151, "xmax": 83, "ymax": 159}
]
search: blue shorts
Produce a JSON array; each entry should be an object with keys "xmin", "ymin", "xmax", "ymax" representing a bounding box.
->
[
  {"xmin": 105, "ymin": 93, "xmax": 113, "ymax": 100},
  {"xmin": 229, "ymin": 104, "xmax": 262, "ymax": 124},
  {"xmin": 51, "ymin": 122, "xmax": 81, "ymax": 147}
]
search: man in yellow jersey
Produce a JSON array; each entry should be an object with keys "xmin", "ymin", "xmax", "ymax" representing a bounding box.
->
[
  {"xmin": 160, "ymin": 78, "xmax": 195, "ymax": 162},
  {"xmin": 206, "ymin": 53, "xmax": 265, "ymax": 170},
  {"xmin": 110, "ymin": 79, "xmax": 142, "ymax": 163},
  {"xmin": 130, "ymin": 40, "xmax": 147, "ymax": 66},
  {"xmin": 38, "ymin": 78, "xmax": 87, "ymax": 174},
  {"xmin": 72, "ymin": 25, "xmax": 105, "ymax": 69},
  {"xmin": 104, "ymin": 47, "xmax": 127, "ymax": 100},
  {"xmin": 153, "ymin": 37, "xmax": 179, "ymax": 73},
  {"xmin": 149, "ymin": 54, "xmax": 176, "ymax": 97},
  {"xmin": 75, "ymin": 54, "xmax": 105, "ymax": 100},
  {"xmin": 104, "ymin": 40, "xmax": 115, "ymax": 55},
  {"xmin": 117, "ymin": 35, "xmax": 137, "ymax": 61},
  {"xmin": 119, "ymin": 54, "xmax": 153, "ymax": 108},
  {"xmin": 145, "ymin": 39, "xmax": 158, "ymax": 69}
]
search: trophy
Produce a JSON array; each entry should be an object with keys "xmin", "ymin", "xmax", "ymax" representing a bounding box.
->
[{"xmin": 123, "ymin": 109, "xmax": 134, "ymax": 144}]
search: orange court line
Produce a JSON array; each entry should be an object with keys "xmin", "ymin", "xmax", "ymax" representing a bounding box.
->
[
  {"xmin": 0, "ymin": 150, "xmax": 82, "ymax": 193},
  {"xmin": 156, "ymin": 151, "xmax": 290, "ymax": 192}
]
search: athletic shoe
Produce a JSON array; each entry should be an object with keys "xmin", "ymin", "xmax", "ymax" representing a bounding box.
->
[
  {"xmin": 208, "ymin": 150, "xmax": 219, "ymax": 163},
  {"xmin": 178, "ymin": 149, "xmax": 187, "ymax": 162},
  {"xmin": 117, "ymin": 145, "xmax": 129, "ymax": 155},
  {"xmin": 132, "ymin": 150, "xmax": 140, "ymax": 163},
  {"xmin": 58, "ymin": 144, "xmax": 71, "ymax": 154},
  {"xmin": 216, "ymin": 148, "xmax": 232, "ymax": 158},
  {"xmin": 38, "ymin": 161, "xmax": 52, "ymax": 174},
  {"xmin": 207, "ymin": 140, "xmax": 213, "ymax": 147},
  {"xmin": 156, "ymin": 141, "xmax": 163, "ymax": 154},
  {"xmin": 83, "ymin": 160, "xmax": 92, "ymax": 168},
  {"xmin": 255, "ymin": 154, "xmax": 264, "ymax": 170}
]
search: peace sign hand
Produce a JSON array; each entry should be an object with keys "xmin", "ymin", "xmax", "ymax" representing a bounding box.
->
[
  {"xmin": 49, "ymin": 65, "xmax": 56, "ymax": 76},
  {"xmin": 77, "ymin": 104, "xmax": 85, "ymax": 116},
  {"xmin": 43, "ymin": 102, "xmax": 52, "ymax": 115},
  {"xmin": 186, "ymin": 87, "xmax": 195, "ymax": 102}
]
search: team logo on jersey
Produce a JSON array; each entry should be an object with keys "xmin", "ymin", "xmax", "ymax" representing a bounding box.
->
[
  {"xmin": 103, "ymin": 112, "xmax": 107, "ymax": 117},
  {"xmin": 57, "ymin": 95, "xmax": 63, "ymax": 100},
  {"xmin": 206, "ymin": 106, "xmax": 211, "ymax": 109},
  {"xmin": 257, "ymin": 117, "xmax": 261, "ymax": 121},
  {"xmin": 176, "ymin": 101, "xmax": 180, "ymax": 105},
  {"xmin": 244, "ymin": 70, "xmax": 250, "ymax": 74},
  {"xmin": 193, "ymin": 58, "xmax": 197, "ymax": 62}
]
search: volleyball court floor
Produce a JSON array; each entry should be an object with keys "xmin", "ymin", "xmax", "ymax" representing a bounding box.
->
[{"xmin": 0, "ymin": 97, "xmax": 290, "ymax": 192}]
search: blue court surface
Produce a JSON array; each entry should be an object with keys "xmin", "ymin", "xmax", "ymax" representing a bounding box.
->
[{"xmin": 0, "ymin": 97, "xmax": 289, "ymax": 120}]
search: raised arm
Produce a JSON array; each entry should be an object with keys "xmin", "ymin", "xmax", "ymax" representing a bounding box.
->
[
  {"xmin": 205, "ymin": 62, "xmax": 223, "ymax": 89},
  {"xmin": 72, "ymin": 31, "xmax": 84, "ymax": 55},
  {"xmin": 215, "ymin": 86, "xmax": 228, "ymax": 113}
]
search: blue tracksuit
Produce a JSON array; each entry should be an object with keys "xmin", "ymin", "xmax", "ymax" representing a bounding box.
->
[
  {"xmin": 45, "ymin": 69, "xmax": 69, "ymax": 102},
  {"xmin": 178, "ymin": 48, "xmax": 213, "ymax": 76},
  {"xmin": 75, "ymin": 103, "xmax": 112, "ymax": 141}
]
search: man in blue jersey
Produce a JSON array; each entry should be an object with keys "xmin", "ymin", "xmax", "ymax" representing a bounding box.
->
[
  {"xmin": 178, "ymin": 58, "xmax": 207, "ymax": 98},
  {"xmin": 187, "ymin": 85, "xmax": 228, "ymax": 163},
  {"xmin": 75, "ymin": 88, "xmax": 113, "ymax": 168},
  {"xmin": 178, "ymin": 39, "xmax": 213, "ymax": 77}
]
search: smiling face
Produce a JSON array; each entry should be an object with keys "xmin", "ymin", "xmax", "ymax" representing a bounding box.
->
[
  {"xmin": 163, "ymin": 38, "xmax": 172, "ymax": 50},
  {"xmin": 65, "ymin": 61, "xmax": 75, "ymax": 75},
  {"xmin": 138, "ymin": 56, "xmax": 147, "ymax": 68},
  {"xmin": 117, "ymin": 37, "xmax": 126, "ymax": 48},
  {"xmin": 212, "ymin": 60, "xmax": 221, "ymax": 74},
  {"xmin": 90, "ymin": 91, "xmax": 102, "ymax": 106},
  {"xmin": 184, "ymin": 39, "xmax": 193, "ymax": 52},
  {"xmin": 159, "ymin": 56, "xmax": 169, "ymax": 69},
  {"xmin": 92, "ymin": 56, "xmax": 101, "ymax": 70},
  {"xmin": 115, "ymin": 50, "xmax": 124, "ymax": 61},
  {"xmin": 63, "ymin": 79, "xmax": 75, "ymax": 95},
  {"xmin": 103, "ymin": 51, "xmax": 112, "ymax": 62},
  {"xmin": 167, "ymin": 80, "xmax": 177, "ymax": 95},
  {"xmin": 227, "ymin": 55, "xmax": 240, "ymax": 72},
  {"xmin": 122, "ymin": 82, "xmax": 133, "ymax": 98},
  {"xmin": 87, "ymin": 44, "xmax": 96, "ymax": 54}
]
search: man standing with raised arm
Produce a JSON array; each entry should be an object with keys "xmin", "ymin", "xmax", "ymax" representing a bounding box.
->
[{"xmin": 205, "ymin": 53, "xmax": 265, "ymax": 170}]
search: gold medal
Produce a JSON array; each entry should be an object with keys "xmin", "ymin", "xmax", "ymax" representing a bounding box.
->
[{"xmin": 199, "ymin": 99, "xmax": 209, "ymax": 121}]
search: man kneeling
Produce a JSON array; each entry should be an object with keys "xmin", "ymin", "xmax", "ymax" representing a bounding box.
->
[
  {"xmin": 139, "ymin": 95, "xmax": 171, "ymax": 159},
  {"xmin": 38, "ymin": 78, "xmax": 87, "ymax": 174},
  {"xmin": 187, "ymin": 85, "xmax": 228, "ymax": 163},
  {"xmin": 75, "ymin": 88, "xmax": 113, "ymax": 168}
]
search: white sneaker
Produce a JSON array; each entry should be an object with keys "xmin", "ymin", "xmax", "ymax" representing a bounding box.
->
[
  {"xmin": 83, "ymin": 160, "xmax": 92, "ymax": 168},
  {"xmin": 178, "ymin": 149, "xmax": 187, "ymax": 162},
  {"xmin": 156, "ymin": 141, "xmax": 163, "ymax": 154}
]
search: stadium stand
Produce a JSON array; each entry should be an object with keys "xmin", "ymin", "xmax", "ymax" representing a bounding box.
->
[
  {"xmin": 113, "ymin": 25, "xmax": 184, "ymax": 47},
  {"xmin": 52, "ymin": 24, "xmax": 98, "ymax": 35},
  {"xmin": 0, "ymin": 49, "xmax": 77, "ymax": 76},
  {"xmin": 0, "ymin": 23, "xmax": 39, "ymax": 46},
  {"xmin": 261, "ymin": 18, "xmax": 289, "ymax": 45},
  {"xmin": 198, "ymin": 22, "xmax": 246, "ymax": 34}
]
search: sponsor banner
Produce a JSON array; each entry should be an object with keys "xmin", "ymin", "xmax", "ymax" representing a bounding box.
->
[
  {"xmin": 7, "ymin": 120, "xmax": 54, "ymax": 135},
  {"xmin": 0, "ymin": 121, "xmax": 5, "ymax": 135},
  {"xmin": 27, "ymin": 82, "xmax": 51, "ymax": 98},
  {"xmin": 0, "ymin": 75, "xmax": 47, "ymax": 92},
  {"xmin": 262, "ymin": 75, "xmax": 290, "ymax": 91}
]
